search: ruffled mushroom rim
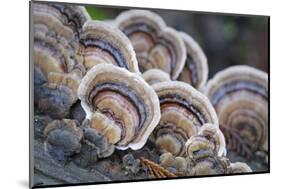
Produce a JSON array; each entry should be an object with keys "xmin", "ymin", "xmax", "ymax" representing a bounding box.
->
[
  {"xmin": 230, "ymin": 162, "xmax": 252, "ymax": 173},
  {"xmin": 34, "ymin": 36, "xmax": 68, "ymax": 73},
  {"xmin": 154, "ymin": 123, "xmax": 189, "ymax": 156},
  {"xmin": 205, "ymin": 66, "xmax": 268, "ymax": 106},
  {"xmin": 210, "ymin": 80, "xmax": 268, "ymax": 106},
  {"xmin": 183, "ymin": 53, "xmax": 198, "ymax": 87},
  {"xmin": 186, "ymin": 136, "xmax": 216, "ymax": 160},
  {"xmin": 153, "ymin": 81, "xmax": 219, "ymax": 125},
  {"xmin": 115, "ymin": 10, "xmax": 186, "ymax": 79},
  {"xmin": 191, "ymin": 156, "xmax": 230, "ymax": 175},
  {"xmin": 51, "ymin": 4, "xmax": 90, "ymax": 30},
  {"xmin": 122, "ymin": 23, "xmax": 178, "ymax": 76},
  {"xmin": 34, "ymin": 28, "xmax": 85, "ymax": 76},
  {"xmin": 159, "ymin": 94, "xmax": 208, "ymax": 125},
  {"xmin": 44, "ymin": 119, "xmax": 83, "ymax": 139},
  {"xmin": 142, "ymin": 69, "xmax": 171, "ymax": 85},
  {"xmin": 79, "ymin": 38, "xmax": 129, "ymax": 70},
  {"xmin": 198, "ymin": 124, "xmax": 226, "ymax": 157},
  {"xmin": 33, "ymin": 2, "xmax": 90, "ymax": 36},
  {"xmin": 178, "ymin": 32, "xmax": 208, "ymax": 90},
  {"xmin": 78, "ymin": 20, "xmax": 139, "ymax": 73}
]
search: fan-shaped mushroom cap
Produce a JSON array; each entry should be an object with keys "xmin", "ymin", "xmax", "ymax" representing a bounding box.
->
[
  {"xmin": 160, "ymin": 152, "xmax": 175, "ymax": 168},
  {"xmin": 174, "ymin": 157, "xmax": 188, "ymax": 173},
  {"xmin": 229, "ymin": 162, "xmax": 252, "ymax": 173},
  {"xmin": 73, "ymin": 120, "xmax": 116, "ymax": 167},
  {"xmin": 151, "ymin": 81, "xmax": 219, "ymax": 156},
  {"xmin": 190, "ymin": 156, "xmax": 229, "ymax": 176},
  {"xmin": 33, "ymin": 22, "xmax": 86, "ymax": 119},
  {"xmin": 77, "ymin": 20, "xmax": 140, "ymax": 73},
  {"xmin": 204, "ymin": 66, "xmax": 268, "ymax": 152},
  {"xmin": 114, "ymin": 10, "xmax": 186, "ymax": 80},
  {"xmin": 32, "ymin": 2, "xmax": 90, "ymax": 45},
  {"xmin": 142, "ymin": 69, "xmax": 171, "ymax": 85},
  {"xmin": 44, "ymin": 119, "xmax": 83, "ymax": 162},
  {"xmin": 185, "ymin": 124, "xmax": 226, "ymax": 160},
  {"xmin": 178, "ymin": 32, "xmax": 208, "ymax": 90},
  {"xmin": 160, "ymin": 152, "xmax": 188, "ymax": 173},
  {"xmin": 198, "ymin": 124, "xmax": 226, "ymax": 156},
  {"xmin": 48, "ymin": 72, "xmax": 81, "ymax": 96},
  {"xmin": 36, "ymin": 72, "xmax": 81, "ymax": 119},
  {"xmin": 33, "ymin": 24, "xmax": 85, "ymax": 78},
  {"xmin": 78, "ymin": 64, "xmax": 161, "ymax": 150}
]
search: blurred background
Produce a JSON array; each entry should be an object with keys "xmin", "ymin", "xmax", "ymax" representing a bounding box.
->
[{"xmin": 86, "ymin": 5, "xmax": 269, "ymax": 78}]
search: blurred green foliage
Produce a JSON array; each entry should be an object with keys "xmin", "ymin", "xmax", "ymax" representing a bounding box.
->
[
  {"xmin": 86, "ymin": 6, "xmax": 110, "ymax": 20},
  {"xmin": 84, "ymin": 5, "xmax": 268, "ymax": 74},
  {"xmin": 223, "ymin": 20, "xmax": 238, "ymax": 40}
]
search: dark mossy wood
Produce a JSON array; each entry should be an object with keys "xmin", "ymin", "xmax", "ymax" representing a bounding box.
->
[{"xmin": 34, "ymin": 140, "xmax": 111, "ymax": 185}]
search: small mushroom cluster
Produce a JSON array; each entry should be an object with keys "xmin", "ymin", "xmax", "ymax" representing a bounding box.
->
[
  {"xmin": 43, "ymin": 118, "xmax": 115, "ymax": 167},
  {"xmin": 159, "ymin": 124, "xmax": 251, "ymax": 176},
  {"xmin": 33, "ymin": 3, "xmax": 268, "ymax": 177},
  {"xmin": 33, "ymin": 3, "xmax": 89, "ymax": 119}
]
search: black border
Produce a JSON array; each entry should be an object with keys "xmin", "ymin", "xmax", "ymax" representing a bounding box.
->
[{"xmin": 29, "ymin": 0, "xmax": 270, "ymax": 188}]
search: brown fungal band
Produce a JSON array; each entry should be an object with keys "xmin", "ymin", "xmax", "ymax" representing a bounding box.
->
[
  {"xmin": 178, "ymin": 32, "xmax": 208, "ymax": 90},
  {"xmin": 34, "ymin": 31, "xmax": 70, "ymax": 75},
  {"xmin": 33, "ymin": 24, "xmax": 84, "ymax": 77},
  {"xmin": 122, "ymin": 23, "xmax": 177, "ymax": 71},
  {"xmin": 154, "ymin": 124, "xmax": 189, "ymax": 156},
  {"xmin": 205, "ymin": 65, "xmax": 268, "ymax": 153},
  {"xmin": 87, "ymin": 82, "xmax": 148, "ymax": 134},
  {"xmin": 158, "ymin": 94, "xmax": 208, "ymax": 125},
  {"xmin": 79, "ymin": 39, "xmax": 129, "ymax": 69},
  {"xmin": 77, "ymin": 21, "xmax": 139, "ymax": 73},
  {"xmin": 33, "ymin": 2, "xmax": 90, "ymax": 42},
  {"xmin": 34, "ymin": 38, "xmax": 65, "ymax": 66},
  {"xmin": 182, "ymin": 53, "xmax": 198, "ymax": 86},
  {"xmin": 210, "ymin": 80, "xmax": 268, "ymax": 106},
  {"xmin": 114, "ymin": 10, "xmax": 186, "ymax": 79},
  {"xmin": 50, "ymin": 3, "xmax": 90, "ymax": 33},
  {"xmin": 78, "ymin": 64, "xmax": 161, "ymax": 150},
  {"xmin": 151, "ymin": 81, "xmax": 218, "ymax": 156}
]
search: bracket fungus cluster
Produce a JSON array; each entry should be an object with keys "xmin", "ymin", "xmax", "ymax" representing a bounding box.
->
[
  {"xmin": 33, "ymin": 2, "xmax": 267, "ymax": 183},
  {"xmin": 44, "ymin": 119, "xmax": 83, "ymax": 163},
  {"xmin": 33, "ymin": 3, "xmax": 90, "ymax": 119},
  {"xmin": 151, "ymin": 81, "xmax": 218, "ymax": 156},
  {"xmin": 204, "ymin": 66, "xmax": 268, "ymax": 159},
  {"xmin": 43, "ymin": 118, "xmax": 115, "ymax": 167},
  {"xmin": 114, "ymin": 10, "xmax": 186, "ymax": 80},
  {"xmin": 77, "ymin": 64, "xmax": 161, "ymax": 151},
  {"xmin": 160, "ymin": 124, "xmax": 251, "ymax": 176},
  {"xmin": 77, "ymin": 20, "xmax": 140, "ymax": 73}
]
